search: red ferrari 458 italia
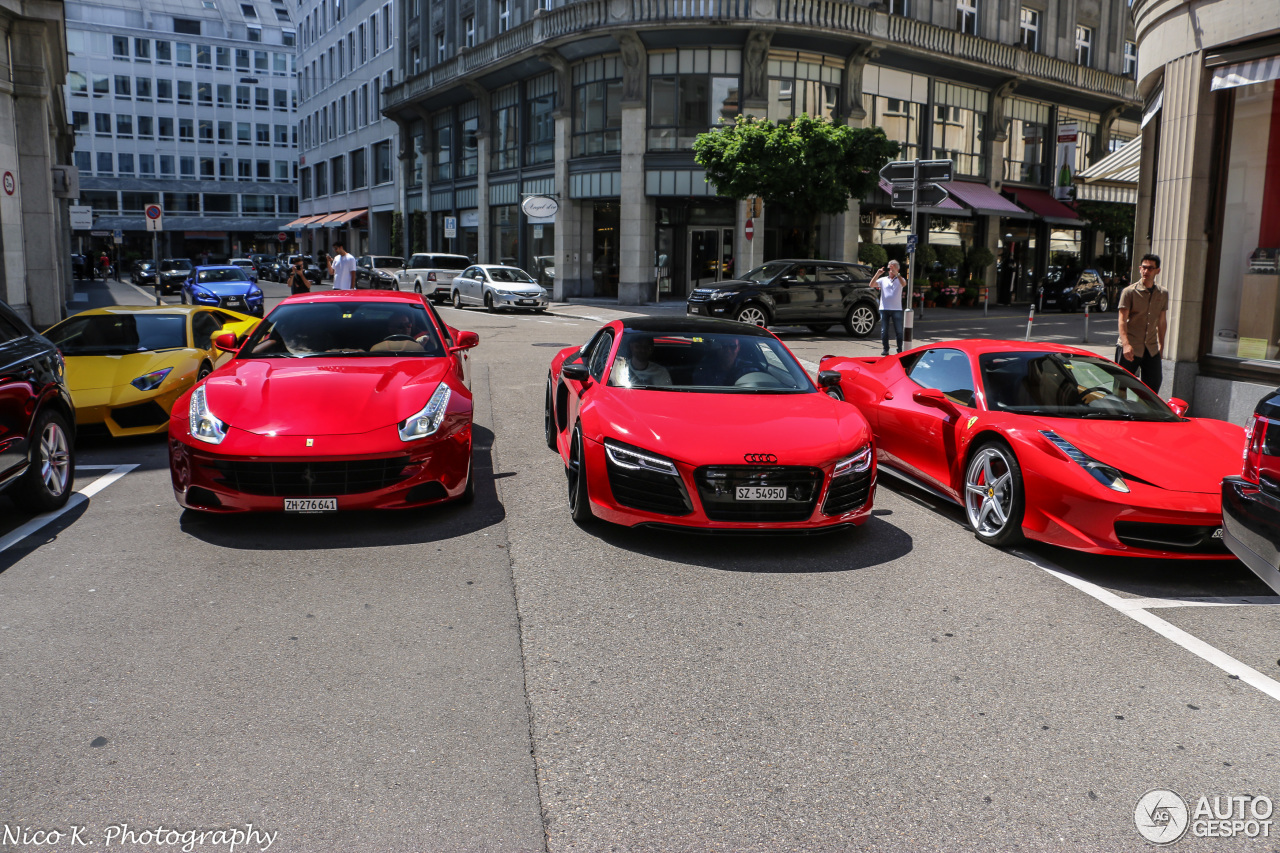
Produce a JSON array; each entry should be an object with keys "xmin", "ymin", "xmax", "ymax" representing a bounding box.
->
[
  {"xmin": 820, "ymin": 340, "xmax": 1245, "ymax": 558},
  {"xmin": 169, "ymin": 291, "xmax": 479, "ymax": 513},
  {"xmin": 545, "ymin": 317, "xmax": 876, "ymax": 530}
]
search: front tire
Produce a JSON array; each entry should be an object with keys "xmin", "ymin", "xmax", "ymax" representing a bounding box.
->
[
  {"xmin": 844, "ymin": 303, "xmax": 877, "ymax": 338},
  {"xmin": 964, "ymin": 441, "xmax": 1025, "ymax": 547},
  {"xmin": 734, "ymin": 303, "xmax": 768, "ymax": 327},
  {"xmin": 566, "ymin": 426, "xmax": 593, "ymax": 525},
  {"xmin": 15, "ymin": 409, "xmax": 74, "ymax": 513},
  {"xmin": 414, "ymin": 281, "xmax": 422, "ymax": 294},
  {"xmin": 197, "ymin": 361, "xmax": 213, "ymax": 381},
  {"xmin": 1097, "ymin": 295, "xmax": 1110, "ymax": 313},
  {"xmin": 485, "ymin": 292, "xmax": 497, "ymax": 313}
]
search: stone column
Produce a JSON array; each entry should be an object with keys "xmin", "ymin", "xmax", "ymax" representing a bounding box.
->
[
  {"xmin": 466, "ymin": 83, "xmax": 491, "ymax": 264},
  {"xmin": 616, "ymin": 32, "xmax": 652, "ymax": 305},
  {"xmin": 552, "ymin": 113, "xmax": 583, "ymax": 299}
]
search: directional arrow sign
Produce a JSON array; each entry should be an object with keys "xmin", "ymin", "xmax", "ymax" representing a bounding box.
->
[
  {"xmin": 880, "ymin": 159, "xmax": 954, "ymax": 185},
  {"xmin": 892, "ymin": 183, "xmax": 950, "ymax": 208}
]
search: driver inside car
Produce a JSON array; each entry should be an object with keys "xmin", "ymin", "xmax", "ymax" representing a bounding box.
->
[
  {"xmin": 370, "ymin": 310, "xmax": 427, "ymax": 353},
  {"xmin": 611, "ymin": 334, "xmax": 671, "ymax": 387},
  {"xmin": 693, "ymin": 336, "xmax": 752, "ymax": 387}
]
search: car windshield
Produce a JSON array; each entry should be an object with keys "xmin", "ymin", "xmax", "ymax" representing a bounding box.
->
[
  {"xmin": 289, "ymin": 255, "xmax": 315, "ymax": 265},
  {"xmin": 239, "ymin": 302, "xmax": 445, "ymax": 358},
  {"xmin": 738, "ymin": 261, "xmax": 794, "ymax": 284},
  {"xmin": 46, "ymin": 313, "xmax": 187, "ymax": 355},
  {"xmin": 198, "ymin": 268, "xmax": 249, "ymax": 284},
  {"xmin": 487, "ymin": 267, "xmax": 536, "ymax": 284},
  {"xmin": 137, "ymin": 262, "xmax": 155, "ymax": 271},
  {"xmin": 606, "ymin": 330, "xmax": 814, "ymax": 393},
  {"xmin": 161, "ymin": 260, "xmax": 192, "ymax": 272},
  {"xmin": 979, "ymin": 351, "xmax": 1180, "ymax": 422}
]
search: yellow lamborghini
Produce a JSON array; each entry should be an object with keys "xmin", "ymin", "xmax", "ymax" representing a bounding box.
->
[{"xmin": 43, "ymin": 305, "xmax": 259, "ymax": 437}]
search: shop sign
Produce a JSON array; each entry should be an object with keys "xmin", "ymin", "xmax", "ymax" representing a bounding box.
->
[{"xmin": 521, "ymin": 195, "xmax": 559, "ymax": 222}]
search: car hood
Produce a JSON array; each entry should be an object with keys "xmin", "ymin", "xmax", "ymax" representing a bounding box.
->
[
  {"xmin": 1029, "ymin": 416, "xmax": 1245, "ymax": 494},
  {"xmin": 203, "ymin": 357, "xmax": 452, "ymax": 435},
  {"xmin": 195, "ymin": 281, "xmax": 257, "ymax": 295},
  {"xmin": 489, "ymin": 281, "xmax": 543, "ymax": 294},
  {"xmin": 65, "ymin": 351, "xmax": 193, "ymax": 392},
  {"xmin": 691, "ymin": 279, "xmax": 757, "ymax": 293},
  {"xmin": 590, "ymin": 389, "xmax": 869, "ymax": 466}
]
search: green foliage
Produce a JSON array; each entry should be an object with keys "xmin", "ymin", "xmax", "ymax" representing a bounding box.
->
[
  {"xmin": 935, "ymin": 244, "xmax": 965, "ymax": 269},
  {"xmin": 1074, "ymin": 200, "xmax": 1135, "ymax": 242},
  {"xmin": 885, "ymin": 243, "xmax": 908, "ymax": 264},
  {"xmin": 694, "ymin": 115, "xmax": 900, "ymax": 220},
  {"xmin": 966, "ymin": 245, "xmax": 995, "ymax": 272},
  {"xmin": 410, "ymin": 211, "xmax": 427, "ymax": 254},
  {"xmin": 391, "ymin": 212, "xmax": 403, "ymax": 257},
  {"xmin": 858, "ymin": 242, "xmax": 888, "ymax": 269},
  {"xmin": 915, "ymin": 244, "xmax": 936, "ymax": 272}
]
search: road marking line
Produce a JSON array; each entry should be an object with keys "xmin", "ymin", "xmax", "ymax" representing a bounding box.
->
[
  {"xmin": 127, "ymin": 281, "xmax": 161, "ymax": 303},
  {"xmin": 0, "ymin": 464, "xmax": 138, "ymax": 555},
  {"xmin": 1114, "ymin": 595, "xmax": 1280, "ymax": 610},
  {"xmin": 1016, "ymin": 549, "xmax": 1280, "ymax": 703}
]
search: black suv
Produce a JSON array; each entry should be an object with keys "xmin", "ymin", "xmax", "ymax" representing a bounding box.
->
[
  {"xmin": 1222, "ymin": 389, "xmax": 1280, "ymax": 594},
  {"xmin": 1042, "ymin": 268, "xmax": 1121, "ymax": 313},
  {"xmin": 686, "ymin": 260, "xmax": 881, "ymax": 337},
  {"xmin": 157, "ymin": 258, "xmax": 193, "ymax": 294},
  {"xmin": 0, "ymin": 299, "xmax": 76, "ymax": 511}
]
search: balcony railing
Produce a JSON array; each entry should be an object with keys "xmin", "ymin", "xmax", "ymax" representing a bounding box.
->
[{"xmin": 384, "ymin": 0, "xmax": 1138, "ymax": 110}]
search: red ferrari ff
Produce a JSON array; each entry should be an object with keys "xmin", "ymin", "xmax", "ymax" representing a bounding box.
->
[
  {"xmin": 820, "ymin": 340, "xmax": 1244, "ymax": 558},
  {"xmin": 169, "ymin": 291, "xmax": 479, "ymax": 513},
  {"xmin": 545, "ymin": 317, "xmax": 876, "ymax": 530}
]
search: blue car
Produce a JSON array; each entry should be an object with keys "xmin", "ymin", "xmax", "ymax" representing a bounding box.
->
[{"xmin": 181, "ymin": 265, "xmax": 265, "ymax": 317}]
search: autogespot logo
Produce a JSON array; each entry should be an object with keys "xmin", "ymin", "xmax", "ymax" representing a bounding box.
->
[
  {"xmin": 743, "ymin": 453, "xmax": 777, "ymax": 464},
  {"xmin": 1135, "ymin": 790, "xmax": 1190, "ymax": 845}
]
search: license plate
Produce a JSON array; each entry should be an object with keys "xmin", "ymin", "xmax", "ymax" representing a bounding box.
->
[
  {"xmin": 284, "ymin": 497, "xmax": 337, "ymax": 513},
  {"xmin": 736, "ymin": 486, "xmax": 787, "ymax": 501},
  {"xmin": 518, "ymin": 299, "xmax": 536, "ymax": 305},
  {"xmin": 689, "ymin": 305, "xmax": 705, "ymax": 315},
  {"xmin": 225, "ymin": 298, "xmax": 241, "ymax": 305}
]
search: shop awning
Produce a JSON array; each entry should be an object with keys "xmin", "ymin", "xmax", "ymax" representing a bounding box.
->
[
  {"xmin": 1211, "ymin": 55, "xmax": 1280, "ymax": 91},
  {"xmin": 332, "ymin": 208, "xmax": 368, "ymax": 224},
  {"xmin": 283, "ymin": 215, "xmax": 319, "ymax": 228},
  {"xmin": 1005, "ymin": 188, "xmax": 1084, "ymax": 227},
  {"xmin": 1076, "ymin": 136, "xmax": 1140, "ymax": 205},
  {"xmin": 308, "ymin": 213, "xmax": 345, "ymax": 228},
  {"xmin": 875, "ymin": 179, "xmax": 967, "ymax": 214},
  {"xmin": 939, "ymin": 180, "xmax": 1031, "ymax": 218}
]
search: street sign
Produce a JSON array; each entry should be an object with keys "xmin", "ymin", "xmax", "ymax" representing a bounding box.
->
[
  {"xmin": 444, "ymin": 216, "xmax": 457, "ymax": 239},
  {"xmin": 145, "ymin": 203, "xmax": 163, "ymax": 232},
  {"xmin": 277, "ymin": 232, "xmax": 288, "ymax": 243},
  {"xmin": 880, "ymin": 159, "xmax": 954, "ymax": 185},
  {"xmin": 892, "ymin": 183, "xmax": 950, "ymax": 208},
  {"xmin": 69, "ymin": 205, "xmax": 92, "ymax": 231},
  {"xmin": 906, "ymin": 235, "xmax": 918, "ymax": 252},
  {"xmin": 745, "ymin": 218, "xmax": 755, "ymax": 242},
  {"xmin": 112, "ymin": 229, "xmax": 123, "ymax": 245}
]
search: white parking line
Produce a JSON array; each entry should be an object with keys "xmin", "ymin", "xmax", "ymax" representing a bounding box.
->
[
  {"xmin": 127, "ymin": 281, "xmax": 162, "ymax": 303},
  {"xmin": 0, "ymin": 464, "xmax": 137, "ymax": 556},
  {"xmin": 1017, "ymin": 549, "xmax": 1280, "ymax": 703},
  {"xmin": 1114, "ymin": 595, "xmax": 1280, "ymax": 610}
]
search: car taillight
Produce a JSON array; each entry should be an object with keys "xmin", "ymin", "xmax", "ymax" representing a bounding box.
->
[
  {"xmin": 427, "ymin": 272, "xmax": 437, "ymax": 281},
  {"xmin": 1243, "ymin": 414, "xmax": 1268, "ymax": 483}
]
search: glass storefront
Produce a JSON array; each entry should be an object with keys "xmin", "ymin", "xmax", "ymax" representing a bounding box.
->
[
  {"xmin": 527, "ymin": 220, "xmax": 555, "ymax": 287},
  {"xmin": 591, "ymin": 201, "xmax": 620, "ymax": 297},
  {"xmin": 490, "ymin": 204, "xmax": 518, "ymax": 266}
]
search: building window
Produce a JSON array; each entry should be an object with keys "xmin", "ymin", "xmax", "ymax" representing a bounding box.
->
[
  {"xmin": 178, "ymin": 80, "xmax": 192, "ymax": 104},
  {"xmin": 1124, "ymin": 41, "xmax": 1137, "ymax": 78},
  {"xmin": 869, "ymin": 94, "xmax": 923, "ymax": 162},
  {"xmin": 198, "ymin": 81, "xmax": 212, "ymax": 105},
  {"xmin": 374, "ymin": 139, "xmax": 392, "ymax": 184},
  {"xmin": 300, "ymin": 167, "xmax": 311, "ymax": 200},
  {"xmin": 180, "ymin": 156, "xmax": 196, "ymax": 178},
  {"xmin": 114, "ymin": 75, "xmax": 131, "ymax": 98},
  {"xmin": 199, "ymin": 118, "xmax": 213, "ymax": 141},
  {"xmin": 135, "ymin": 38, "xmax": 151, "ymax": 61},
  {"xmin": 219, "ymin": 121, "xmax": 232, "ymax": 142},
  {"xmin": 70, "ymin": 72, "xmax": 87, "ymax": 96},
  {"xmin": 93, "ymin": 74, "xmax": 109, "ymax": 97},
  {"xmin": 956, "ymin": 0, "xmax": 977, "ymax": 35},
  {"xmin": 237, "ymin": 48, "xmax": 251, "ymax": 70},
  {"xmin": 179, "ymin": 117, "xmax": 194, "ymax": 140},
  {"xmin": 160, "ymin": 155, "xmax": 175, "ymax": 176},
  {"xmin": 1003, "ymin": 98, "xmax": 1051, "ymax": 184},
  {"xmin": 217, "ymin": 84, "xmax": 231, "ymax": 106},
  {"xmin": 431, "ymin": 110, "xmax": 452, "ymax": 181},
  {"xmin": 113, "ymin": 35, "xmax": 130, "ymax": 58},
  {"xmin": 216, "ymin": 46, "xmax": 231, "ymax": 68},
  {"xmin": 118, "ymin": 154, "xmax": 135, "ymax": 175},
  {"xmin": 572, "ymin": 57, "xmax": 623, "ymax": 157},
  {"xmin": 1020, "ymin": 7, "xmax": 1040, "ymax": 52},
  {"xmin": 197, "ymin": 44, "xmax": 212, "ymax": 68},
  {"xmin": 256, "ymin": 87, "xmax": 269, "ymax": 109},
  {"xmin": 497, "ymin": 0, "xmax": 510, "ymax": 33},
  {"xmin": 331, "ymin": 156, "xmax": 345, "ymax": 192},
  {"xmin": 526, "ymin": 74, "xmax": 556, "ymax": 165},
  {"xmin": 200, "ymin": 157, "xmax": 215, "ymax": 178},
  {"xmin": 283, "ymin": 30, "xmax": 296, "ymax": 47},
  {"xmin": 96, "ymin": 153, "xmax": 114, "ymax": 175},
  {"xmin": 275, "ymin": 124, "xmax": 289, "ymax": 145},
  {"xmin": 887, "ymin": 0, "xmax": 907, "ymax": 15},
  {"xmin": 137, "ymin": 77, "xmax": 153, "ymax": 100},
  {"xmin": 238, "ymin": 121, "xmax": 252, "ymax": 143},
  {"xmin": 158, "ymin": 116, "xmax": 174, "ymax": 139},
  {"xmin": 117, "ymin": 114, "xmax": 133, "ymax": 137},
  {"xmin": 767, "ymin": 50, "xmax": 840, "ymax": 123},
  {"xmin": 94, "ymin": 113, "xmax": 111, "ymax": 135},
  {"xmin": 931, "ymin": 82, "xmax": 988, "ymax": 177},
  {"xmin": 139, "ymin": 115, "xmax": 154, "ymax": 138},
  {"xmin": 648, "ymin": 50, "xmax": 742, "ymax": 151},
  {"xmin": 464, "ymin": 16, "xmax": 475, "ymax": 48},
  {"xmin": 139, "ymin": 154, "xmax": 155, "ymax": 175},
  {"xmin": 256, "ymin": 122, "xmax": 271, "ymax": 143},
  {"xmin": 1075, "ymin": 25, "xmax": 1093, "ymax": 67},
  {"xmin": 248, "ymin": 26, "xmax": 262, "ymax": 42},
  {"xmin": 176, "ymin": 42, "xmax": 192, "ymax": 66},
  {"xmin": 157, "ymin": 78, "xmax": 173, "ymax": 102},
  {"xmin": 490, "ymin": 85, "xmax": 519, "ymax": 171},
  {"xmin": 173, "ymin": 17, "xmax": 201, "ymax": 35},
  {"xmin": 156, "ymin": 41, "xmax": 172, "ymax": 63},
  {"xmin": 350, "ymin": 148, "xmax": 367, "ymax": 188},
  {"xmin": 314, "ymin": 163, "xmax": 327, "ymax": 195}
]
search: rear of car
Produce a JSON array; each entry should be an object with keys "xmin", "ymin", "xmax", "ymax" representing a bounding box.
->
[
  {"xmin": 1222, "ymin": 390, "xmax": 1280, "ymax": 592},
  {"xmin": 228, "ymin": 259, "xmax": 258, "ymax": 283},
  {"xmin": 399, "ymin": 253, "xmax": 471, "ymax": 302}
]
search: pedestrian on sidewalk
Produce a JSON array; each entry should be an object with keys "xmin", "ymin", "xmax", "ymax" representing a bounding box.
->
[
  {"xmin": 328, "ymin": 241, "xmax": 356, "ymax": 291},
  {"xmin": 872, "ymin": 260, "xmax": 905, "ymax": 356},
  {"xmin": 286, "ymin": 257, "xmax": 311, "ymax": 295},
  {"xmin": 1116, "ymin": 253, "xmax": 1168, "ymax": 393}
]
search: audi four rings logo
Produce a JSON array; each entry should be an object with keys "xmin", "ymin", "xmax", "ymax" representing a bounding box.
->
[{"xmin": 744, "ymin": 453, "xmax": 778, "ymax": 464}]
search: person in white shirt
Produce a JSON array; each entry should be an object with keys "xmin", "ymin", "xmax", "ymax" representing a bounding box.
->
[
  {"xmin": 328, "ymin": 241, "xmax": 357, "ymax": 290},
  {"xmin": 611, "ymin": 334, "xmax": 672, "ymax": 387},
  {"xmin": 872, "ymin": 259, "xmax": 906, "ymax": 355}
]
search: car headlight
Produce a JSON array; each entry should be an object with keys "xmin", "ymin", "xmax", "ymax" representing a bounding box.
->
[
  {"xmin": 398, "ymin": 384, "xmax": 451, "ymax": 441},
  {"xmin": 603, "ymin": 438, "xmax": 679, "ymax": 476},
  {"xmin": 832, "ymin": 444, "xmax": 873, "ymax": 478},
  {"xmin": 247, "ymin": 288, "xmax": 263, "ymax": 300},
  {"xmin": 131, "ymin": 366, "xmax": 173, "ymax": 391},
  {"xmin": 705, "ymin": 289, "xmax": 735, "ymax": 299},
  {"xmin": 1039, "ymin": 430, "xmax": 1129, "ymax": 492},
  {"xmin": 189, "ymin": 385, "xmax": 229, "ymax": 444}
]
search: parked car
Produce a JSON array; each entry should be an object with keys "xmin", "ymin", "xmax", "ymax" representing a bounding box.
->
[
  {"xmin": 1041, "ymin": 268, "xmax": 1120, "ymax": 313},
  {"xmin": 1222, "ymin": 389, "xmax": 1280, "ymax": 594},
  {"xmin": 181, "ymin": 265, "xmax": 266, "ymax": 317},
  {"xmin": 0, "ymin": 298, "xmax": 76, "ymax": 511},
  {"xmin": 450, "ymin": 265, "xmax": 548, "ymax": 312},
  {"xmin": 355, "ymin": 255, "xmax": 404, "ymax": 290},
  {"xmin": 133, "ymin": 260, "xmax": 158, "ymax": 287},
  {"xmin": 157, "ymin": 258, "xmax": 194, "ymax": 294},
  {"xmin": 287, "ymin": 254, "xmax": 323, "ymax": 288},
  {"xmin": 228, "ymin": 258, "xmax": 258, "ymax": 283},
  {"xmin": 248, "ymin": 253, "xmax": 275, "ymax": 280},
  {"xmin": 397, "ymin": 253, "xmax": 472, "ymax": 303},
  {"xmin": 686, "ymin": 259, "xmax": 882, "ymax": 338}
]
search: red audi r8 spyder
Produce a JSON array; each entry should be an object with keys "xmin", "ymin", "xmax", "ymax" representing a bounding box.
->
[
  {"xmin": 819, "ymin": 340, "xmax": 1244, "ymax": 558},
  {"xmin": 544, "ymin": 317, "xmax": 876, "ymax": 530},
  {"xmin": 169, "ymin": 291, "xmax": 479, "ymax": 513}
]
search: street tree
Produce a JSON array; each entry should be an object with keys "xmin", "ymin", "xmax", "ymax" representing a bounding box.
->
[{"xmin": 693, "ymin": 114, "xmax": 899, "ymax": 258}]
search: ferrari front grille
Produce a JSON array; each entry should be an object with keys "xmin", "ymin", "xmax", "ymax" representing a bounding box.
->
[
  {"xmin": 821, "ymin": 468, "xmax": 874, "ymax": 515},
  {"xmin": 694, "ymin": 465, "xmax": 822, "ymax": 522},
  {"xmin": 1114, "ymin": 521, "xmax": 1229, "ymax": 554},
  {"xmin": 207, "ymin": 456, "xmax": 413, "ymax": 496}
]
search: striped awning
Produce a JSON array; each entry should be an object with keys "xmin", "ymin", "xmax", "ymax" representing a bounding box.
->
[
  {"xmin": 1211, "ymin": 55, "xmax": 1280, "ymax": 90},
  {"xmin": 1005, "ymin": 188, "xmax": 1084, "ymax": 227},
  {"xmin": 1076, "ymin": 136, "xmax": 1140, "ymax": 205},
  {"xmin": 332, "ymin": 208, "xmax": 368, "ymax": 224},
  {"xmin": 283, "ymin": 214, "xmax": 320, "ymax": 228},
  {"xmin": 308, "ymin": 213, "xmax": 345, "ymax": 228}
]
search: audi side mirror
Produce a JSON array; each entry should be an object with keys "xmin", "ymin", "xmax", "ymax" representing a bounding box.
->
[
  {"xmin": 562, "ymin": 363, "xmax": 590, "ymax": 382},
  {"xmin": 817, "ymin": 370, "xmax": 842, "ymax": 387}
]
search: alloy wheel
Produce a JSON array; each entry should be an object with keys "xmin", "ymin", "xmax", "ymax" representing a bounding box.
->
[
  {"xmin": 735, "ymin": 305, "xmax": 767, "ymax": 327},
  {"xmin": 38, "ymin": 421, "xmax": 71, "ymax": 498},
  {"xmin": 847, "ymin": 305, "xmax": 876, "ymax": 337},
  {"xmin": 964, "ymin": 445, "xmax": 1018, "ymax": 541}
]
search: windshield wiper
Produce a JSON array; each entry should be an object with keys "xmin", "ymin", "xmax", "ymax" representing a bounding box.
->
[{"xmin": 1076, "ymin": 411, "xmax": 1138, "ymax": 420}]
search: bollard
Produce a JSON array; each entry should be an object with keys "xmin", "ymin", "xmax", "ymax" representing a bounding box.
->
[
  {"xmin": 1025, "ymin": 304, "xmax": 1035, "ymax": 341},
  {"xmin": 1083, "ymin": 302, "xmax": 1090, "ymax": 343}
]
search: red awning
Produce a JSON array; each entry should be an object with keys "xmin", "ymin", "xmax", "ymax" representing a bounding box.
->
[
  {"xmin": 877, "ymin": 179, "xmax": 966, "ymax": 213},
  {"xmin": 938, "ymin": 181, "xmax": 1031, "ymax": 218},
  {"xmin": 1005, "ymin": 188, "xmax": 1084, "ymax": 226},
  {"xmin": 332, "ymin": 208, "xmax": 368, "ymax": 224},
  {"xmin": 308, "ymin": 213, "xmax": 346, "ymax": 228},
  {"xmin": 282, "ymin": 215, "xmax": 316, "ymax": 228}
]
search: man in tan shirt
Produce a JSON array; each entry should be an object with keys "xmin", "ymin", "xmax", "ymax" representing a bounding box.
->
[{"xmin": 1116, "ymin": 253, "xmax": 1169, "ymax": 393}]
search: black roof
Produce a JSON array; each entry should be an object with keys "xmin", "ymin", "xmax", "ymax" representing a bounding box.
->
[{"xmin": 618, "ymin": 316, "xmax": 773, "ymax": 337}]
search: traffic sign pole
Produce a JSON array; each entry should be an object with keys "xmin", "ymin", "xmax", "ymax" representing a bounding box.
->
[{"xmin": 904, "ymin": 158, "xmax": 918, "ymax": 347}]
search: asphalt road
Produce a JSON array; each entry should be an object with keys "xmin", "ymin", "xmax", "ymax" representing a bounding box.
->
[{"xmin": 1, "ymin": 280, "xmax": 1277, "ymax": 853}]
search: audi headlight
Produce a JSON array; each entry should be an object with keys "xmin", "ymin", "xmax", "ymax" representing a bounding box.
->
[
  {"xmin": 189, "ymin": 385, "xmax": 229, "ymax": 444},
  {"xmin": 398, "ymin": 384, "xmax": 451, "ymax": 441},
  {"xmin": 833, "ymin": 444, "xmax": 873, "ymax": 478},
  {"xmin": 603, "ymin": 438, "xmax": 679, "ymax": 476},
  {"xmin": 1040, "ymin": 430, "xmax": 1129, "ymax": 492},
  {"xmin": 131, "ymin": 366, "xmax": 172, "ymax": 391}
]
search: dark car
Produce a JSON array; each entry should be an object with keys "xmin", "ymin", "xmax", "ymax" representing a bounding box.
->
[
  {"xmin": 0, "ymin": 298, "xmax": 76, "ymax": 512},
  {"xmin": 355, "ymin": 255, "xmax": 404, "ymax": 289},
  {"xmin": 1222, "ymin": 390, "xmax": 1280, "ymax": 594},
  {"xmin": 287, "ymin": 254, "xmax": 323, "ymax": 287},
  {"xmin": 686, "ymin": 259, "xmax": 881, "ymax": 337},
  {"xmin": 1041, "ymin": 268, "xmax": 1120, "ymax": 313},
  {"xmin": 157, "ymin": 258, "xmax": 194, "ymax": 294},
  {"xmin": 133, "ymin": 260, "xmax": 158, "ymax": 287},
  {"xmin": 248, "ymin": 253, "xmax": 275, "ymax": 280}
]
